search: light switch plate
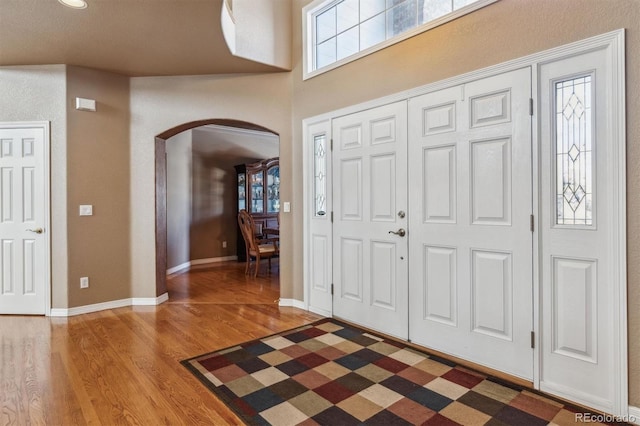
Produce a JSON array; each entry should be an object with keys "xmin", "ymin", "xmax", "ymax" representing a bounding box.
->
[
  {"xmin": 283, "ymin": 202, "xmax": 291, "ymax": 213},
  {"xmin": 79, "ymin": 205, "xmax": 93, "ymax": 216}
]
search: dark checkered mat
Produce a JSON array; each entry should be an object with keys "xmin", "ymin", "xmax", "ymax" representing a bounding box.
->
[{"xmin": 182, "ymin": 319, "xmax": 609, "ymax": 425}]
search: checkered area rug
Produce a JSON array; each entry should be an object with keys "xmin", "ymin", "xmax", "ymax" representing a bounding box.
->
[{"xmin": 182, "ymin": 319, "xmax": 605, "ymax": 425}]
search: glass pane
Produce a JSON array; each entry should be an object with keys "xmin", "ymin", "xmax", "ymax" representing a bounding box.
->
[
  {"xmin": 337, "ymin": 26, "xmax": 359, "ymax": 60},
  {"xmin": 337, "ymin": 0, "xmax": 359, "ymax": 33},
  {"xmin": 316, "ymin": 37, "xmax": 337, "ymax": 69},
  {"xmin": 250, "ymin": 171, "xmax": 264, "ymax": 214},
  {"xmin": 360, "ymin": 0, "xmax": 385, "ymax": 21},
  {"xmin": 316, "ymin": 7, "xmax": 336, "ymax": 43},
  {"xmin": 454, "ymin": 0, "xmax": 476, "ymax": 8},
  {"xmin": 555, "ymin": 75, "xmax": 593, "ymax": 226},
  {"xmin": 266, "ymin": 166, "xmax": 280, "ymax": 213},
  {"xmin": 419, "ymin": 0, "xmax": 453, "ymax": 24},
  {"xmin": 386, "ymin": 0, "xmax": 417, "ymax": 38},
  {"xmin": 361, "ymin": 13, "xmax": 386, "ymax": 50},
  {"xmin": 314, "ymin": 135, "xmax": 327, "ymax": 217},
  {"xmin": 238, "ymin": 173, "xmax": 246, "ymax": 211}
]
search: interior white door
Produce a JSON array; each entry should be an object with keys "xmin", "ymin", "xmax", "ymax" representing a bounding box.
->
[
  {"xmin": 332, "ymin": 101, "xmax": 408, "ymax": 339},
  {"xmin": 539, "ymin": 48, "xmax": 618, "ymax": 413},
  {"xmin": 408, "ymin": 68, "xmax": 534, "ymax": 379},
  {"xmin": 0, "ymin": 124, "xmax": 48, "ymax": 315}
]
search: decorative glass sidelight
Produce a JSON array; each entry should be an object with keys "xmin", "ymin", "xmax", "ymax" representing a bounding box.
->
[
  {"xmin": 314, "ymin": 134, "xmax": 328, "ymax": 217},
  {"xmin": 555, "ymin": 75, "xmax": 593, "ymax": 226}
]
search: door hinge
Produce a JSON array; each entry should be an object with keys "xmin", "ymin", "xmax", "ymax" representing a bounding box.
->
[
  {"xmin": 529, "ymin": 98, "xmax": 534, "ymax": 116},
  {"xmin": 530, "ymin": 214, "xmax": 535, "ymax": 232},
  {"xmin": 331, "ymin": 211, "xmax": 334, "ymax": 223},
  {"xmin": 331, "ymin": 284, "xmax": 334, "ymax": 296},
  {"xmin": 330, "ymin": 138, "xmax": 333, "ymax": 151},
  {"xmin": 531, "ymin": 331, "xmax": 535, "ymax": 349}
]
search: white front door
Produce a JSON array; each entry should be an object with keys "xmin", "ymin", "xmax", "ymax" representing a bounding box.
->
[
  {"xmin": 538, "ymin": 47, "xmax": 621, "ymax": 413},
  {"xmin": 332, "ymin": 101, "xmax": 409, "ymax": 339},
  {"xmin": 0, "ymin": 123, "xmax": 49, "ymax": 315},
  {"xmin": 407, "ymin": 68, "xmax": 534, "ymax": 379}
]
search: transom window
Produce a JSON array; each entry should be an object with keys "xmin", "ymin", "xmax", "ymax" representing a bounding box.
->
[{"xmin": 304, "ymin": 0, "xmax": 498, "ymax": 79}]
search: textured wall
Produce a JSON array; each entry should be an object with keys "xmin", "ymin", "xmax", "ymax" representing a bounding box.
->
[
  {"xmin": 129, "ymin": 73, "xmax": 293, "ymax": 298},
  {"xmin": 291, "ymin": 0, "xmax": 640, "ymax": 405},
  {"xmin": 66, "ymin": 66, "xmax": 131, "ymax": 307}
]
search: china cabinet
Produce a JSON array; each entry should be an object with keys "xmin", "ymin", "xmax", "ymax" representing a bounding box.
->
[{"xmin": 235, "ymin": 157, "xmax": 279, "ymax": 261}]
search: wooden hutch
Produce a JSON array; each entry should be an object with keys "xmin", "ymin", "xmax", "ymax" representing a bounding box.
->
[{"xmin": 235, "ymin": 157, "xmax": 280, "ymax": 261}]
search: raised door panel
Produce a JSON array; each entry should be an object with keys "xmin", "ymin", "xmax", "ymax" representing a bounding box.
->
[{"xmin": 332, "ymin": 100, "xmax": 408, "ymax": 340}]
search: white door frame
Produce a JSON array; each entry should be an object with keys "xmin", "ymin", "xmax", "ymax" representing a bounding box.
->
[
  {"xmin": 302, "ymin": 29, "xmax": 626, "ymax": 415},
  {"xmin": 0, "ymin": 121, "xmax": 51, "ymax": 316}
]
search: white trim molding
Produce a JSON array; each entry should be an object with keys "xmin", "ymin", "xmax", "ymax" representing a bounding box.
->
[
  {"xmin": 166, "ymin": 256, "xmax": 239, "ymax": 275},
  {"xmin": 49, "ymin": 293, "xmax": 169, "ymax": 317},
  {"xmin": 628, "ymin": 406, "xmax": 640, "ymax": 425},
  {"xmin": 278, "ymin": 298, "xmax": 306, "ymax": 310}
]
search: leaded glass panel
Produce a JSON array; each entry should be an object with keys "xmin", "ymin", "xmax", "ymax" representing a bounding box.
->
[
  {"xmin": 555, "ymin": 75, "xmax": 593, "ymax": 226},
  {"xmin": 314, "ymin": 134, "xmax": 328, "ymax": 217}
]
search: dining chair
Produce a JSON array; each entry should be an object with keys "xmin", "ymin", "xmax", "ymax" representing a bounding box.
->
[{"xmin": 237, "ymin": 209, "xmax": 279, "ymax": 277}]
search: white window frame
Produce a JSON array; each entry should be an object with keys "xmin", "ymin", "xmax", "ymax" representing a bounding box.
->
[{"xmin": 302, "ymin": 0, "xmax": 499, "ymax": 80}]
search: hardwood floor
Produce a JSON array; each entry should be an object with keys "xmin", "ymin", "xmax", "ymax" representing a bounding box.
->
[{"xmin": 1, "ymin": 260, "xmax": 323, "ymax": 425}]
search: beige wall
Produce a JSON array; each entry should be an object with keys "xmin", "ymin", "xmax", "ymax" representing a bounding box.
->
[
  {"xmin": 291, "ymin": 0, "xmax": 640, "ymax": 406},
  {"xmin": 233, "ymin": 0, "xmax": 292, "ymax": 69},
  {"xmin": 129, "ymin": 73, "xmax": 293, "ymax": 298},
  {"xmin": 0, "ymin": 65, "xmax": 68, "ymax": 308},
  {"xmin": 66, "ymin": 66, "xmax": 131, "ymax": 307},
  {"xmin": 190, "ymin": 152, "xmax": 238, "ymax": 261},
  {"xmin": 166, "ymin": 131, "xmax": 192, "ymax": 269}
]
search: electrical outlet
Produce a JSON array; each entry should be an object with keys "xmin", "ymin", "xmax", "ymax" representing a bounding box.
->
[
  {"xmin": 222, "ymin": 241, "xmax": 227, "ymax": 248},
  {"xmin": 80, "ymin": 277, "xmax": 89, "ymax": 288}
]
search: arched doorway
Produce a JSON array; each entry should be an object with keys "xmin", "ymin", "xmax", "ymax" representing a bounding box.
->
[{"xmin": 155, "ymin": 119, "xmax": 279, "ymax": 296}]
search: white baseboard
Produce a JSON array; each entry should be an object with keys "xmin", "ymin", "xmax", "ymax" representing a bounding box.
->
[
  {"xmin": 49, "ymin": 292, "xmax": 169, "ymax": 317},
  {"xmin": 540, "ymin": 381, "xmax": 612, "ymax": 415},
  {"xmin": 167, "ymin": 256, "xmax": 238, "ymax": 275},
  {"xmin": 166, "ymin": 261, "xmax": 191, "ymax": 275},
  {"xmin": 278, "ymin": 298, "xmax": 306, "ymax": 310},
  {"xmin": 629, "ymin": 406, "xmax": 640, "ymax": 425}
]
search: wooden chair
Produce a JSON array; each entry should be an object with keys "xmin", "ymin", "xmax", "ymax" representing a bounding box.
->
[{"xmin": 237, "ymin": 209, "xmax": 279, "ymax": 277}]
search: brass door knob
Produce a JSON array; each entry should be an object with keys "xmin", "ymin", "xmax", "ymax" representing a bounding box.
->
[{"xmin": 388, "ymin": 228, "xmax": 406, "ymax": 237}]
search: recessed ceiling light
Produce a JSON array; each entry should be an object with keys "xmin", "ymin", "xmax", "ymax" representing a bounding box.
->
[{"xmin": 58, "ymin": 0, "xmax": 88, "ymax": 9}]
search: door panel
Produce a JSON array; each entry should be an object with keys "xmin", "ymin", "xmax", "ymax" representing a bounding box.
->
[
  {"xmin": 307, "ymin": 120, "xmax": 333, "ymax": 316},
  {"xmin": 539, "ymin": 48, "xmax": 615, "ymax": 412},
  {"xmin": 332, "ymin": 101, "xmax": 408, "ymax": 339},
  {"xmin": 408, "ymin": 68, "xmax": 533, "ymax": 380},
  {"xmin": 0, "ymin": 125, "xmax": 47, "ymax": 315}
]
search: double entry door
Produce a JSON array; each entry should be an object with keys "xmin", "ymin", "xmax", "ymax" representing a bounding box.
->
[{"xmin": 332, "ymin": 68, "xmax": 534, "ymax": 380}]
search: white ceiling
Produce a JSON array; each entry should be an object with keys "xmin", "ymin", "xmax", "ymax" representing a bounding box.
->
[
  {"xmin": 0, "ymin": 0, "xmax": 282, "ymax": 76},
  {"xmin": 192, "ymin": 125, "xmax": 279, "ymax": 165}
]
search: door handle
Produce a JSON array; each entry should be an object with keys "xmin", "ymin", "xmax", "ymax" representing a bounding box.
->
[
  {"xmin": 27, "ymin": 228, "xmax": 43, "ymax": 234},
  {"xmin": 388, "ymin": 228, "xmax": 406, "ymax": 237}
]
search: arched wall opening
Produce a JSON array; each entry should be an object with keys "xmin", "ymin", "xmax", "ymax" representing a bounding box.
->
[{"xmin": 155, "ymin": 119, "xmax": 279, "ymax": 296}]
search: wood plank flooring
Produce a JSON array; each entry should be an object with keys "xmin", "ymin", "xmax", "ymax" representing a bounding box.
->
[{"xmin": 0, "ymin": 260, "xmax": 322, "ymax": 425}]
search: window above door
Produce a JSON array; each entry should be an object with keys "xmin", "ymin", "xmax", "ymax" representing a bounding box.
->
[{"xmin": 302, "ymin": 0, "xmax": 498, "ymax": 80}]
